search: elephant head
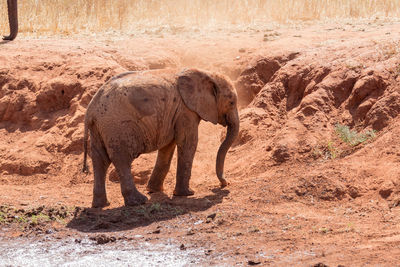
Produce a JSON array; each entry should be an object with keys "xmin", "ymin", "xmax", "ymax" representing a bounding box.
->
[
  {"xmin": 3, "ymin": 0, "xmax": 18, "ymax": 41},
  {"xmin": 177, "ymin": 69, "xmax": 240, "ymax": 187}
]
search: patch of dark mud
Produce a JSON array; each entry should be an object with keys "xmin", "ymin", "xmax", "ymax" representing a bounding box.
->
[
  {"xmin": 0, "ymin": 205, "xmax": 72, "ymax": 232},
  {"xmin": 1, "ymin": 189, "xmax": 228, "ymax": 235},
  {"xmin": 68, "ymin": 189, "xmax": 229, "ymax": 233}
]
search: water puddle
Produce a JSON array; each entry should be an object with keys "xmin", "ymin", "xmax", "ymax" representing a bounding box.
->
[{"xmin": 0, "ymin": 237, "xmax": 204, "ymax": 266}]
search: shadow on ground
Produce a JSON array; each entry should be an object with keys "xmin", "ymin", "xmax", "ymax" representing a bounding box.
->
[{"xmin": 67, "ymin": 188, "xmax": 229, "ymax": 233}]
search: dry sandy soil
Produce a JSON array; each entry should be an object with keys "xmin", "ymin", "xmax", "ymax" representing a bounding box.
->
[{"xmin": 1, "ymin": 20, "xmax": 400, "ymax": 266}]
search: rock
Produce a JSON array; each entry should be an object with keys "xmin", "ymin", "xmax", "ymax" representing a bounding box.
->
[
  {"xmin": 272, "ymin": 145, "xmax": 290, "ymax": 163},
  {"xmin": 206, "ymin": 213, "xmax": 217, "ymax": 223},
  {"xmin": 187, "ymin": 228, "xmax": 195, "ymax": 235},
  {"xmin": 379, "ymin": 181, "xmax": 395, "ymax": 199},
  {"xmin": 248, "ymin": 260, "xmax": 261, "ymax": 265},
  {"xmin": 204, "ymin": 249, "xmax": 213, "ymax": 255},
  {"xmin": 45, "ymin": 229, "xmax": 54, "ymax": 234},
  {"xmin": 379, "ymin": 188, "xmax": 393, "ymax": 199},
  {"xmin": 90, "ymin": 234, "xmax": 117, "ymax": 245}
]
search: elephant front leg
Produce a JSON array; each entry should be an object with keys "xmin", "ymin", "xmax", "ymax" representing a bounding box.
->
[
  {"xmin": 147, "ymin": 141, "xmax": 176, "ymax": 193},
  {"xmin": 174, "ymin": 139, "xmax": 197, "ymax": 196}
]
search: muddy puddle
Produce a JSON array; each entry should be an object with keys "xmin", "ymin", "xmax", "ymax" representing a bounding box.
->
[{"xmin": 0, "ymin": 237, "xmax": 207, "ymax": 266}]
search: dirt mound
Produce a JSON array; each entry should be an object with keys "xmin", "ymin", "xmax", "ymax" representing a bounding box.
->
[
  {"xmin": 232, "ymin": 38, "xmax": 400, "ymax": 202},
  {"xmin": 0, "ymin": 41, "xmax": 181, "ymax": 177},
  {"xmin": 237, "ymin": 43, "xmax": 400, "ymax": 150},
  {"xmin": 234, "ymin": 52, "xmax": 300, "ymax": 107},
  {"xmin": 1, "ymin": 32, "xmax": 399, "ymax": 200},
  {"xmin": 1, "ymin": 22, "xmax": 400, "ymax": 265}
]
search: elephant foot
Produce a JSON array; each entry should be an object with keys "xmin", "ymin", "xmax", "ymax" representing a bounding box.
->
[
  {"xmin": 92, "ymin": 197, "xmax": 110, "ymax": 208},
  {"xmin": 124, "ymin": 192, "xmax": 148, "ymax": 206},
  {"xmin": 146, "ymin": 179, "xmax": 164, "ymax": 193},
  {"xmin": 173, "ymin": 187, "xmax": 195, "ymax": 196},
  {"xmin": 219, "ymin": 178, "xmax": 228, "ymax": 188},
  {"xmin": 146, "ymin": 185, "xmax": 164, "ymax": 194}
]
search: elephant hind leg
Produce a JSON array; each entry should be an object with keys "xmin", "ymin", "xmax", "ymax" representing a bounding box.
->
[
  {"xmin": 90, "ymin": 129, "xmax": 111, "ymax": 208},
  {"xmin": 147, "ymin": 141, "xmax": 176, "ymax": 193},
  {"xmin": 113, "ymin": 159, "xmax": 148, "ymax": 206}
]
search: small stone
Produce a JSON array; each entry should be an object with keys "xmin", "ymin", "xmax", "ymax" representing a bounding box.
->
[
  {"xmin": 45, "ymin": 229, "xmax": 54, "ymax": 234},
  {"xmin": 206, "ymin": 213, "xmax": 217, "ymax": 223},
  {"xmin": 91, "ymin": 234, "xmax": 116, "ymax": 245},
  {"xmin": 248, "ymin": 260, "xmax": 261, "ymax": 265},
  {"xmin": 207, "ymin": 213, "xmax": 217, "ymax": 220},
  {"xmin": 180, "ymin": 244, "xmax": 186, "ymax": 250},
  {"xmin": 205, "ymin": 249, "xmax": 213, "ymax": 255},
  {"xmin": 379, "ymin": 188, "xmax": 393, "ymax": 199},
  {"xmin": 187, "ymin": 228, "xmax": 195, "ymax": 235}
]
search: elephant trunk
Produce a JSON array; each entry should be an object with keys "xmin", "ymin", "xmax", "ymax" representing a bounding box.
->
[
  {"xmin": 216, "ymin": 109, "xmax": 239, "ymax": 187},
  {"xmin": 4, "ymin": 0, "xmax": 18, "ymax": 41}
]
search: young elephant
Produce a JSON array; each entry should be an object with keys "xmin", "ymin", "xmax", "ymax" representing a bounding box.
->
[{"xmin": 82, "ymin": 68, "xmax": 239, "ymax": 208}]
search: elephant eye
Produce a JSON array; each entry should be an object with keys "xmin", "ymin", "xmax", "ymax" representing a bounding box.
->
[{"xmin": 230, "ymin": 101, "xmax": 234, "ymax": 106}]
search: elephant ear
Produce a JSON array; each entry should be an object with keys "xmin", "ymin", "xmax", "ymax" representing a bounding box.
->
[{"xmin": 177, "ymin": 69, "xmax": 218, "ymax": 124}]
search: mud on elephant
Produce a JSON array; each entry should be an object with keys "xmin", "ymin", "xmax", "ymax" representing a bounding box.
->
[{"xmin": 83, "ymin": 68, "xmax": 239, "ymax": 208}]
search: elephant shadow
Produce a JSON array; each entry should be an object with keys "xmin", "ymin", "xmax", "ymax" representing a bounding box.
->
[{"xmin": 66, "ymin": 188, "xmax": 229, "ymax": 233}]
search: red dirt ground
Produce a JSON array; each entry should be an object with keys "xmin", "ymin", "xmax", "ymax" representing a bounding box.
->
[{"xmin": 1, "ymin": 20, "xmax": 400, "ymax": 265}]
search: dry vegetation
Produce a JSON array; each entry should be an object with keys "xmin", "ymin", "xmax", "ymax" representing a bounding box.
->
[{"xmin": 1, "ymin": 0, "xmax": 400, "ymax": 36}]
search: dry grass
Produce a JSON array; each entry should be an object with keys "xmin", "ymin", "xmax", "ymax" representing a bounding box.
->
[{"xmin": 1, "ymin": 0, "xmax": 400, "ymax": 35}]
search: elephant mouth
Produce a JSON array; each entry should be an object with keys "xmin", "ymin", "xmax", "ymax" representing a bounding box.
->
[{"xmin": 220, "ymin": 114, "xmax": 228, "ymax": 127}]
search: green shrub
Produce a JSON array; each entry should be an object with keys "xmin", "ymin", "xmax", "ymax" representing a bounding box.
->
[{"xmin": 335, "ymin": 124, "xmax": 376, "ymax": 146}]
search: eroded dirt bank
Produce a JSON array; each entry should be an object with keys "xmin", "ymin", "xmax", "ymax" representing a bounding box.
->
[{"xmin": 1, "ymin": 21, "xmax": 400, "ymax": 265}]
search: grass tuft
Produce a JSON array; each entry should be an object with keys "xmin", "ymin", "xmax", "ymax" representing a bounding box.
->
[{"xmin": 335, "ymin": 124, "xmax": 376, "ymax": 146}]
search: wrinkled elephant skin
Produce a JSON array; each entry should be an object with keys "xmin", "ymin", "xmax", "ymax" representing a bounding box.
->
[{"xmin": 83, "ymin": 68, "xmax": 239, "ymax": 208}]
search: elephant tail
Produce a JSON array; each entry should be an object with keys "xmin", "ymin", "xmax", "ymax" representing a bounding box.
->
[{"xmin": 82, "ymin": 115, "xmax": 90, "ymax": 173}]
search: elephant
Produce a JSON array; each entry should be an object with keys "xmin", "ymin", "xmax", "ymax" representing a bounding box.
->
[
  {"xmin": 82, "ymin": 68, "xmax": 239, "ymax": 208},
  {"xmin": 3, "ymin": 0, "xmax": 18, "ymax": 40}
]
